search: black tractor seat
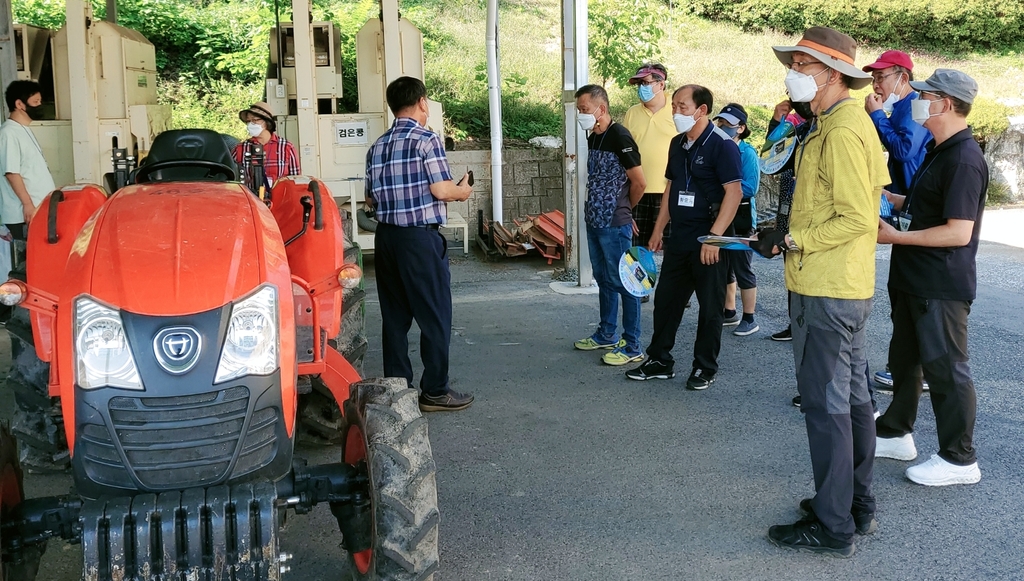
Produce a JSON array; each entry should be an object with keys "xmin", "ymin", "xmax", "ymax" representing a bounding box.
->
[{"xmin": 131, "ymin": 129, "xmax": 239, "ymax": 184}]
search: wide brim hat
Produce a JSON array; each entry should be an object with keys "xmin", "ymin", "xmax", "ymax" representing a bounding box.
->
[
  {"xmin": 773, "ymin": 27, "xmax": 873, "ymax": 90},
  {"xmin": 239, "ymin": 102, "xmax": 275, "ymax": 125}
]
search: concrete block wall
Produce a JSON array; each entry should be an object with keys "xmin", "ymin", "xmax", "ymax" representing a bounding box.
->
[{"xmin": 445, "ymin": 147, "xmax": 565, "ymax": 241}]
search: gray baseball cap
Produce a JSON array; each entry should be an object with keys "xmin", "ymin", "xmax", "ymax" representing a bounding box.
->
[{"xmin": 909, "ymin": 69, "xmax": 979, "ymax": 104}]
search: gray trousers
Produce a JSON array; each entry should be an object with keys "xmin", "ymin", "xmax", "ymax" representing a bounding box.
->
[{"xmin": 792, "ymin": 293, "xmax": 877, "ymax": 542}]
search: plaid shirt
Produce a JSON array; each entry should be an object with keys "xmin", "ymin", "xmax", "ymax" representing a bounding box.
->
[
  {"xmin": 233, "ymin": 134, "xmax": 301, "ymax": 187},
  {"xmin": 365, "ymin": 117, "xmax": 450, "ymax": 226}
]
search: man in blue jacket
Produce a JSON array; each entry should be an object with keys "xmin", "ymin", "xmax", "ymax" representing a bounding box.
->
[
  {"xmin": 863, "ymin": 50, "xmax": 931, "ymax": 389},
  {"xmin": 863, "ymin": 50, "xmax": 931, "ymax": 196}
]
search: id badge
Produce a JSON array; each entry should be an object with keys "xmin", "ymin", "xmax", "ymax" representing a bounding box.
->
[
  {"xmin": 678, "ymin": 190, "xmax": 695, "ymax": 207},
  {"xmin": 897, "ymin": 211, "xmax": 912, "ymax": 232}
]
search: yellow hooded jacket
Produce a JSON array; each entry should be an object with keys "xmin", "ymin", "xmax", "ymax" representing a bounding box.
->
[{"xmin": 787, "ymin": 99, "xmax": 889, "ymax": 300}]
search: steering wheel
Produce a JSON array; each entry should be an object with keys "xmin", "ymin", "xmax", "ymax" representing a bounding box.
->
[{"xmin": 132, "ymin": 159, "xmax": 237, "ymax": 184}]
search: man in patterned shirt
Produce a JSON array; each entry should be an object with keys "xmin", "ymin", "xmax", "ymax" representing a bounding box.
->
[
  {"xmin": 571, "ymin": 84, "xmax": 646, "ymax": 366},
  {"xmin": 233, "ymin": 102, "xmax": 300, "ymax": 190},
  {"xmin": 365, "ymin": 77, "xmax": 474, "ymax": 412}
]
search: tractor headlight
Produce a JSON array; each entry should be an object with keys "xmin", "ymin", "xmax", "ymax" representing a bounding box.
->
[
  {"xmin": 215, "ymin": 285, "xmax": 279, "ymax": 384},
  {"xmin": 74, "ymin": 297, "xmax": 143, "ymax": 390}
]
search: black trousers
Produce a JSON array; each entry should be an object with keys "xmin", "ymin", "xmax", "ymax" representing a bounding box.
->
[
  {"xmin": 374, "ymin": 223, "xmax": 453, "ymax": 397},
  {"xmin": 876, "ymin": 287, "xmax": 977, "ymax": 465},
  {"xmin": 646, "ymin": 247, "xmax": 728, "ymax": 373}
]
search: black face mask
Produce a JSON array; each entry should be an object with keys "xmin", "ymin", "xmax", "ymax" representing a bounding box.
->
[
  {"xmin": 25, "ymin": 104, "xmax": 46, "ymax": 120},
  {"xmin": 789, "ymin": 100, "xmax": 814, "ymax": 121}
]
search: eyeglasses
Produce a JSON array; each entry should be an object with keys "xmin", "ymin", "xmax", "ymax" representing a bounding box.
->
[
  {"xmin": 872, "ymin": 71, "xmax": 900, "ymax": 83},
  {"xmin": 638, "ymin": 79, "xmax": 663, "ymax": 86},
  {"xmin": 787, "ymin": 60, "xmax": 825, "ymax": 71},
  {"xmin": 918, "ymin": 91, "xmax": 947, "ymax": 101}
]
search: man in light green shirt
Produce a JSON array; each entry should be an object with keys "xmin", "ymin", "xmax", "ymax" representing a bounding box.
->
[{"xmin": 0, "ymin": 80, "xmax": 56, "ymax": 240}]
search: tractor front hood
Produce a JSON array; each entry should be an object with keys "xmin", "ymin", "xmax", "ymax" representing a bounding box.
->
[{"xmin": 84, "ymin": 182, "xmax": 270, "ymax": 315}]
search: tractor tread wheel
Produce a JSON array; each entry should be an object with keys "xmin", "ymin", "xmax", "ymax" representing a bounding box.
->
[
  {"xmin": 296, "ymin": 380, "xmax": 344, "ymax": 448},
  {"xmin": 344, "ymin": 378, "xmax": 439, "ymax": 581},
  {"xmin": 1, "ymin": 425, "xmax": 43, "ymax": 581},
  {"xmin": 6, "ymin": 329, "xmax": 68, "ymax": 474}
]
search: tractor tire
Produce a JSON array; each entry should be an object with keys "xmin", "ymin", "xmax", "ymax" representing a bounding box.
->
[
  {"xmin": 6, "ymin": 308, "xmax": 69, "ymax": 474},
  {"xmin": 1, "ymin": 425, "xmax": 44, "ymax": 581},
  {"xmin": 342, "ymin": 378, "xmax": 439, "ymax": 581}
]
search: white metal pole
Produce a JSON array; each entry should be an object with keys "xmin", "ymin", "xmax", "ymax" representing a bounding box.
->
[
  {"xmin": 380, "ymin": 0, "xmax": 402, "ymax": 127},
  {"xmin": 562, "ymin": 0, "xmax": 591, "ymax": 286},
  {"xmin": 485, "ymin": 0, "xmax": 503, "ymax": 223},
  {"xmin": 66, "ymin": 0, "xmax": 99, "ymax": 184},
  {"xmin": 291, "ymin": 0, "xmax": 319, "ymax": 175},
  {"xmin": 0, "ymin": 0, "xmax": 16, "ymax": 119}
]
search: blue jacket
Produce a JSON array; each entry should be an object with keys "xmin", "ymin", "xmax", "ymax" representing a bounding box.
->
[
  {"xmin": 738, "ymin": 139, "xmax": 760, "ymax": 227},
  {"xmin": 868, "ymin": 91, "xmax": 931, "ymax": 194}
]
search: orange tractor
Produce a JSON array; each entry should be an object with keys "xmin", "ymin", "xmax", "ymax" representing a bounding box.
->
[{"xmin": 0, "ymin": 130, "xmax": 439, "ymax": 580}]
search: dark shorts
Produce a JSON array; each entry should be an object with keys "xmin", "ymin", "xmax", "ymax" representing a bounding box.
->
[{"xmin": 727, "ymin": 249, "xmax": 756, "ymax": 289}]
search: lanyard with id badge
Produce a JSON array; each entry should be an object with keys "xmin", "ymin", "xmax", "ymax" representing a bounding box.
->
[
  {"xmin": 896, "ymin": 156, "xmax": 937, "ymax": 232},
  {"xmin": 677, "ymin": 131, "xmax": 715, "ymax": 214}
]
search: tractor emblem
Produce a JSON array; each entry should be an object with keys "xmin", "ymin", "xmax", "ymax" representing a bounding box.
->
[{"xmin": 154, "ymin": 327, "xmax": 202, "ymax": 374}]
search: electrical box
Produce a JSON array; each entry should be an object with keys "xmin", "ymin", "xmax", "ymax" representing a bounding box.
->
[
  {"xmin": 47, "ymin": 20, "xmax": 163, "ymax": 184},
  {"xmin": 269, "ymin": 22, "xmax": 344, "ymax": 114},
  {"xmin": 53, "ymin": 21, "xmax": 158, "ymax": 122}
]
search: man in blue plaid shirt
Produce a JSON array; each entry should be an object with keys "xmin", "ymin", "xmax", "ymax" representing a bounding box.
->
[{"xmin": 365, "ymin": 76, "xmax": 474, "ymax": 412}]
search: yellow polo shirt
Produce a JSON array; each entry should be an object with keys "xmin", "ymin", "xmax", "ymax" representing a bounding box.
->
[
  {"xmin": 787, "ymin": 99, "xmax": 889, "ymax": 300},
  {"xmin": 622, "ymin": 101, "xmax": 677, "ymax": 195}
]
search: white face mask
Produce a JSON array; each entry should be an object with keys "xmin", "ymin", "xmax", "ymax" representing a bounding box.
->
[
  {"xmin": 673, "ymin": 112, "xmax": 697, "ymax": 134},
  {"xmin": 577, "ymin": 113, "xmax": 596, "ymax": 131},
  {"xmin": 785, "ymin": 68, "xmax": 827, "ymax": 103},
  {"xmin": 247, "ymin": 122, "xmax": 264, "ymax": 137},
  {"xmin": 911, "ymin": 97, "xmax": 942, "ymax": 125},
  {"xmin": 881, "ymin": 77, "xmax": 904, "ymax": 114}
]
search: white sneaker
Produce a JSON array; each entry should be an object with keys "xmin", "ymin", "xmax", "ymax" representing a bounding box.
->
[
  {"xmin": 875, "ymin": 434, "xmax": 917, "ymax": 461},
  {"xmin": 906, "ymin": 454, "xmax": 981, "ymax": 486}
]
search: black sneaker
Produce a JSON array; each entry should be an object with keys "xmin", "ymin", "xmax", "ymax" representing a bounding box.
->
[
  {"xmin": 625, "ymin": 359, "xmax": 675, "ymax": 381},
  {"xmin": 771, "ymin": 327, "xmax": 793, "ymax": 341},
  {"xmin": 685, "ymin": 368, "xmax": 715, "ymax": 390},
  {"xmin": 767, "ymin": 517, "xmax": 855, "ymax": 558},
  {"xmin": 792, "ymin": 395, "xmax": 801, "ymax": 408},
  {"xmin": 799, "ymin": 498, "xmax": 878, "ymax": 535},
  {"xmin": 419, "ymin": 390, "xmax": 474, "ymax": 412}
]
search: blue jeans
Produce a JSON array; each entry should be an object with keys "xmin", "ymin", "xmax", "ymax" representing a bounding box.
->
[{"xmin": 587, "ymin": 223, "xmax": 641, "ymax": 352}]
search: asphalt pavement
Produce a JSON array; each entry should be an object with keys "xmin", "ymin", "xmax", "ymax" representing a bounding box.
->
[{"xmin": 6, "ymin": 231, "xmax": 1024, "ymax": 580}]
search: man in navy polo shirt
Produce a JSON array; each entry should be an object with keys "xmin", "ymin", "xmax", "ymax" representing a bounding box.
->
[
  {"xmin": 874, "ymin": 69, "xmax": 988, "ymax": 486},
  {"xmin": 626, "ymin": 85, "xmax": 743, "ymax": 390}
]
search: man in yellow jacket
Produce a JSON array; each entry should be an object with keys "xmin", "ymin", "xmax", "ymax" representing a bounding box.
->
[{"xmin": 755, "ymin": 27, "xmax": 889, "ymax": 558}]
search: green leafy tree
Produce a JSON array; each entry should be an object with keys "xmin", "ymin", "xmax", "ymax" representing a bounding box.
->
[{"xmin": 589, "ymin": 0, "xmax": 665, "ymax": 88}]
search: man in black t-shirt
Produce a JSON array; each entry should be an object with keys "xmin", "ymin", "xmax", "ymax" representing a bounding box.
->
[
  {"xmin": 874, "ymin": 69, "xmax": 987, "ymax": 487},
  {"xmin": 571, "ymin": 85, "xmax": 647, "ymax": 366},
  {"xmin": 626, "ymin": 85, "xmax": 743, "ymax": 390}
]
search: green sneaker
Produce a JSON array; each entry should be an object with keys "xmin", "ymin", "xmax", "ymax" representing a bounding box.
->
[
  {"xmin": 574, "ymin": 335, "xmax": 625, "ymax": 351},
  {"xmin": 602, "ymin": 346, "xmax": 645, "ymax": 366}
]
